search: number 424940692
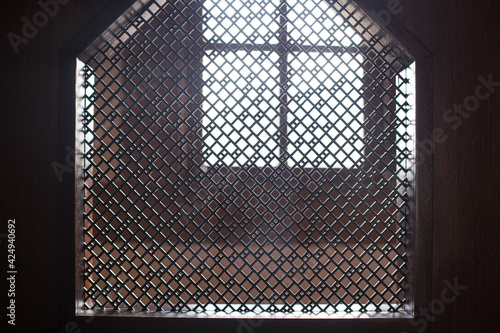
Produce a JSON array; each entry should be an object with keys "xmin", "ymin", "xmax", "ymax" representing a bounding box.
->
[{"xmin": 7, "ymin": 219, "xmax": 16, "ymax": 270}]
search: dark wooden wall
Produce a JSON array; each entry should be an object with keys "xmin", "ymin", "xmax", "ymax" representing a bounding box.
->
[{"xmin": 0, "ymin": 0, "xmax": 498, "ymax": 332}]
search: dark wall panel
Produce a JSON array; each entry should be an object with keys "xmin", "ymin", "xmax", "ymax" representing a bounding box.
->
[{"xmin": 1, "ymin": 0, "xmax": 499, "ymax": 332}]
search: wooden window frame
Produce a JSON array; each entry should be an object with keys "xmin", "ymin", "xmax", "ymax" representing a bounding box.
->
[{"xmin": 56, "ymin": 0, "xmax": 433, "ymax": 331}]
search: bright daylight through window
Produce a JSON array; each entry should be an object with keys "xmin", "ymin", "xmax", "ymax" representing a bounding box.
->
[
  {"xmin": 202, "ymin": 0, "xmax": 365, "ymax": 168},
  {"xmin": 77, "ymin": 0, "xmax": 417, "ymax": 318}
]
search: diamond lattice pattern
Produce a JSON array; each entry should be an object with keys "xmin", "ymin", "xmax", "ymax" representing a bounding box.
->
[{"xmin": 79, "ymin": 0, "xmax": 415, "ymax": 316}]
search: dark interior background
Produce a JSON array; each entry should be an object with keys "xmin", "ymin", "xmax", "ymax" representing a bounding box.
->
[{"xmin": 0, "ymin": 0, "xmax": 499, "ymax": 332}]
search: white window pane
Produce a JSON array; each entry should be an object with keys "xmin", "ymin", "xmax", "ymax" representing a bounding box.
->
[
  {"xmin": 203, "ymin": 51, "xmax": 280, "ymax": 167},
  {"xmin": 77, "ymin": 59, "xmax": 95, "ymax": 157},
  {"xmin": 288, "ymin": 0, "xmax": 362, "ymax": 46},
  {"xmin": 396, "ymin": 62, "xmax": 416, "ymax": 167},
  {"xmin": 203, "ymin": 0, "xmax": 280, "ymax": 44},
  {"xmin": 287, "ymin": 52, "xmax": 365, "ymax": 168}
]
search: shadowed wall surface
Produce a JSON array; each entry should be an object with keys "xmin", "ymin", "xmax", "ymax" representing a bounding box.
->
[{"xmin": 0, "ymin": 0, "xmax": 499, "ymax": 332}]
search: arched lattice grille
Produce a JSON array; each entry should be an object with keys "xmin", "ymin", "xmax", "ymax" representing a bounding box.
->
[{"xmin": 78, "ymin": 0, "xmax": 415, "ymax": 317}]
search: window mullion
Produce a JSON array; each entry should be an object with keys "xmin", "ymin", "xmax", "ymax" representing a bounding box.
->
[{"xmin": 278, "ymin": 0, "xmax": 290, "ymax": 165}]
